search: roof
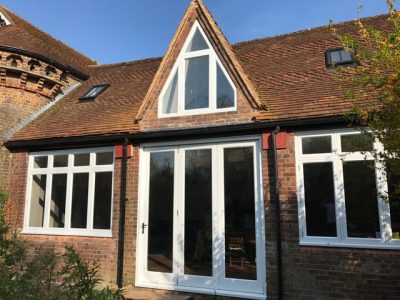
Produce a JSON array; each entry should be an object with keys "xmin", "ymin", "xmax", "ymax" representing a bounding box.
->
[
  {"xmin": 8, "ymin": 13, "xmax": 392, "ymax": 142},
  {"xmin": 0, "ymin": 5, "xmax": 97, "ymax": 75},
  {"xmin": 10, "ymin": 58, "xmax": 161, "ymax": 141}
]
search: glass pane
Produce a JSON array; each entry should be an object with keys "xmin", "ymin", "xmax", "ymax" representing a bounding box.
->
[
  {"xmin": 186, "ymin": 28, "xmax": 209, "ymax": 52},
  {"xmin": 340, "ymin": 50, "xmax": 353, "ymax": 62},
  {"xmin": 386, "ymin": 160, "xmax": 400, "ymax": 239},
  {"xmin": 303, "ymin": 163, "xmax": 337, "ymax": 237},
  {"xmin": 185, "ymin": 55, "xmax": 209, "ymax": 110},
  {"xmin": 71, "ymin": 173, "xmax": 89, "ymax": 228},
  {"xmin": 330, "ymin": 50, "xmax": 341, "ymax": 64},
  {"xmin": 343, "ymin": 161, "xmax": 380, "ymax": 238},
  {"xmin": 341, "ymin": 134, "xmax": 374, "ymax": 152},
  {"xmin": 161, "ymin": 70, "xmax": 178, "ymax": 114},
  {"xmin": 29, "ymin": 175, "xmax": 47, "ymax": 227},
  {"xmin": 184, "ymin": 149, "xmax": 212, "ymax": 276},
  {"xmin": 49, "ymin": 174, "xmax": 67, "ymax": 228},
  {"xmin": 74, "ymin": 153, "xmax": 90, "ymax": 166},
  {"xmin": 224, "ymin": 147, "xmax": 257, "ymax": 280},
  {"xmin": 96, "ymin": 152, "xmax": 113, "ymax": 165},
  {"xmin": 93, "ymin": 172, "xmax": 113, "ymax": 230},
  {"xmin": 53, "ymin": 155, "xmax": 68, "ymax": 167},
  {"xmin": 148, "ymin": 152, "xmax": 174, "ymax": 273},
  {"xmin": 34, "ymin": 156, "xmax": 48, "ymax": 168},
  {"xmin": 217, "ymin": 63, "xmax": 235, "ymax": 109},
  {"xmin": 302, "ymin": 136, "xmax": 331, "ymax": 154}
]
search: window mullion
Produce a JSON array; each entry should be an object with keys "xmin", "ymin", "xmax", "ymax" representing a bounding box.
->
[
  {"xmin": 178, "ymin": 60, "xmax": 185, "ymax": 113},
  {"xmin": 209, "ymin": 53, "xmax": 216, "ymax": 111},
  {"xmin": 333, "ymin": 134, "xmax": 346, "ymax": 243}
]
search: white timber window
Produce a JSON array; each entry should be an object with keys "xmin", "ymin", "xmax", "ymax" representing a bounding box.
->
[
  {"xmin": 158, "ymin": 21, "xmax": 237, "ymax": 117},
  {"xmin": 23, "ymin": 147, "xmax": 114, "ymax": 237},
  {"xmin": 295, "ymin": 129, "xmax": 400, "ymax": 249}
]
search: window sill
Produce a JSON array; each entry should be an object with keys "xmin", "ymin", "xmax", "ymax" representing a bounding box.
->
[
  {"xmin": 158, "ymin": 107, "xmax": 237, "ymax": 118},
  {"xmin": 22, "ymin": 228, "xmax": 113, "ymax": 238},
  {"xmin": 300, "ymin": 239, "xmax": 400, "ymax": 250}
]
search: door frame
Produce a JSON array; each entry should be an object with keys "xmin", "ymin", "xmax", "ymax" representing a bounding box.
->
[{"xmin": 135, "ymin": 135, "xmax": 267, "ymax": 299}]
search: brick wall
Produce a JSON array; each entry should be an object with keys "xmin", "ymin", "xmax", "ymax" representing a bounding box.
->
[
  {"xmin": 263, "ymin": 133, "xmax": 400, "ymax": 299},
  {"xmin": 5, "ymin": 147, "xmax": 140, "ymax": 285}
]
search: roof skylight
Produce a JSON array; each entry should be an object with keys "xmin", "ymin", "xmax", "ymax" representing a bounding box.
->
[{"xmin": 80, "ymin": 84, "xmax": 110, "ymax": 100}]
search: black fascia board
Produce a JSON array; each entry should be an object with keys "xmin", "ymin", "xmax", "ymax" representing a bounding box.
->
[
  {"xmin": 4, "ymin": 115, "xmax": 350, "ymax": 151},
  {"xmin": 0, "ymin": 45, "xmax": 90, "ymax": 80}
]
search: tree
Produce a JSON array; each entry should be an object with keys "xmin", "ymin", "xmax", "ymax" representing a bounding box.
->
[{"xmin": 332, "ymin": 0, "xmax": 400, "ymax": 203}]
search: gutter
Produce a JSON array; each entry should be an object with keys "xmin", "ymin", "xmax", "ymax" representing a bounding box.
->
[
  {"xmin": 271, "ymin": 126, "xmax": 283, "ymax": 300},
  {"xmin": 0, "ymin": 45, "xmax": 90, "ymax": 80},
  {"xmin": 116, "ymin": 138, "xmax": 128, "ymax": 288},
  {"xmin": 5, "ymin": 115, "xmax": 346, "ymax": 150}
]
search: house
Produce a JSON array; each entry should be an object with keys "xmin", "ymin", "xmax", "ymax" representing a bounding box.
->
[{"xmin": 2, "ymin": 1, "xmax": 400, "ymax": 299}]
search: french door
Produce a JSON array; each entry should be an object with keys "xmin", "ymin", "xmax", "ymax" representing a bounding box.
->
[{"xmin": 136, "ymin": 139, "xmax": 265, "ymax": 298}]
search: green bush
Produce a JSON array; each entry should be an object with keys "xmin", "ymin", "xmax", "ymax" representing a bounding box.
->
[
  {"xmin": 0, "ymin": 222, "xmax": 124, "ymax": 300},
  {"xmin": 0, "ymin": 188, "xmax": 8, "ymax": 225}
]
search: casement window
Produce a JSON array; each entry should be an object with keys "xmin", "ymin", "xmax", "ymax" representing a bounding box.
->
[
  {"xmin": 23, "ymin": 148, "xmax": 114, "ymax": 237},
  {"xmin": 136, "ymin": 138, "xmax": 265, "ymax": 299},
  {"xmin": 325, "ymin": 48, "xmax": 355, "ymax": 68},
  {"xmin": 295, "ymin": 130, "xmax": 400, "ymax": 249},
  {"xmin": 159, "ymin": 21, "xmax": 236, "ymax": 117}
]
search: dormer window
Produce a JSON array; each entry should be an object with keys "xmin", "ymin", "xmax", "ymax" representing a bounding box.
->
[
  {"xmin": 80, "ymin": 84, "xmax": 110, "ymax": 101},
  {"xmin": 0, "ymin": 12, "xmax": 11, "ymax": 26},
  {"xmin": 159, "ymin": 21, "xmax": 236, "ymax": 117},
  {"xmin": 325, "ymin": 48, "xmax": 355, "ymax": 68}
]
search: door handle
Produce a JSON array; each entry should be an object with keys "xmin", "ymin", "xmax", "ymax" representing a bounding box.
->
[{"xmin": 142, "ymin": 223, "xmax": 148, "ymax": 234}]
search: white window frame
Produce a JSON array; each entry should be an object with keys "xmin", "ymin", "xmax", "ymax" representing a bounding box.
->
[
  {"xmin": 0, "ymin": 12, "xmax": 11, "ymax": 25},
  {"xmin": 295, "ymin": 129, "xmax": 400, "ymax": 249},
  {"xmin": 158, "ymin": 21, "xmax": 237, "ymax": 118},
  {"xmin": 22, "ymin": 147, "xmax": 114, "ymax": 238}
]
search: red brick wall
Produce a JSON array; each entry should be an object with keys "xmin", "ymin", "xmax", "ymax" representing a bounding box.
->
[
  {"xmin": 263, "ymin": 133, "xmax": 400, "ymax": 299},
  {"xmin": 5, "ymin": 147, "xmax": 140, "ymax": 285}
]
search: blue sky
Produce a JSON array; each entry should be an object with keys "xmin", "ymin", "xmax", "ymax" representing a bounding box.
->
[{"xmin": 1, "ymin": 0, "xmax": 392, "ymax": 64}]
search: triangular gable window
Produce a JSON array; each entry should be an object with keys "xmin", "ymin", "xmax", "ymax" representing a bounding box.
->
[
  {"xmin": 0, "ymin": 12, "xmax": 11, "ymax": 26},
  {"xmin": 159, "ymin": 21, "xmax": 236, "ymax": 117}
]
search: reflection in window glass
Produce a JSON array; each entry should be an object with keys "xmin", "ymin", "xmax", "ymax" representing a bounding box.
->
[
  {"xmin": 387, "ymin": 160, "xmax": 400, "ymax": 239},
  {"xmin": 217, "ymin": 63, "xmax": 235, "ymax": 109},
  {"xmin": 34, "ymin": 156, "xmax": 48, "ymax": 168},
  {"xmin": 185, "ymin": 56, "xmax": 209, "ymax": 110},
  {"xmin": 303, "ymin": 163, "xmax": 337, "ymax": 237},
  {"xmin": 96, "ymin": 152, "xmax": 113, "ymax": 165},
  {"xmin": 148, "ymin": 152, "xmax": 174, "ymax": 273},
  {"xmin": 71, "ymin": 173, "xmax": 89, "ymax": 228},
  {"xmin": 341, "ymin": 134, "xmax": 374, "ymax": 152},
  {"xmin": 302, "ymin": 136, "xmax": 331, "ymax": 154},
  {"xmin": 184, "ymin": 149, "xmax": 212, "ymax": 276},
  {"xmin": 224, "ymin": 147, "xmax": 257, "ymax": 280},
  {"xmin": 49, "ymin": 174, "xmax": 67, "ymax": 228},
  {"xmin": 161, "ymin": 70, "xmax": 178, "ymax": 114},
  {"xmin": 93, "ymin": 172, "xmax": 113, "ymax": 229},
  {"xmin": 74, "ymin": 153, "xmax": 90, "ymax": 166},
  {"xmin": 29, "ymin": 175, "xmax": 46, "ymax": 227},
  {"xmin": 343, "ymin": 161, "xmax": 380, "ymax": 238},
  {"xmin": 53, "ymin": 155, "xmax": 68, "ymax": 167},
  {"xmin": 186, "ymin": 28, "xmax": 209, "ymax": 52}
]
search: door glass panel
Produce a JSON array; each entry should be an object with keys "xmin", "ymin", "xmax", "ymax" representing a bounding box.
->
[
  {"xmin": 303, "ymin": 163, "xmax": 337, "ymax": 237},
  {"xmin": 53, "ymin": 155, "xmax": 68, "ymax": 167},
  {"xmin": 343, "ymin": 161, "xmax": 380, "ymax": 238},
  {"xmin": 148, "ymin": 152, "xmax": 174, "ymax": 273},
  {"xmin": 71, "ymin": 173, "xmax": 89, "ymax": 228},
  {"xmin": 184, "ymin": 149, "xmax": 212, "ymax": 276},
  {"xmin": 49, "ymin": 174, "xmax": 67, "ymax": 228},
  {"xmin": 341, "ymin": 134, "xmax": 374, "ymax": 152},
  {"xmin": 386, "ymin": 160, "xmax": 400, "ymax": 239},
  {"xmin": 185, "ymin": 55, "xmax": 209, "ymax": 110},
  {"xmin": 74, "ymin": 153, "xmax": 90, "ymax": 166},
  {"xmin": 224, "ymin": 147, "xmax": 257, "ymax": 280},
  {"xmin": 29, "ymin": 174, "xmax": 47, "ymax": 227}
]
